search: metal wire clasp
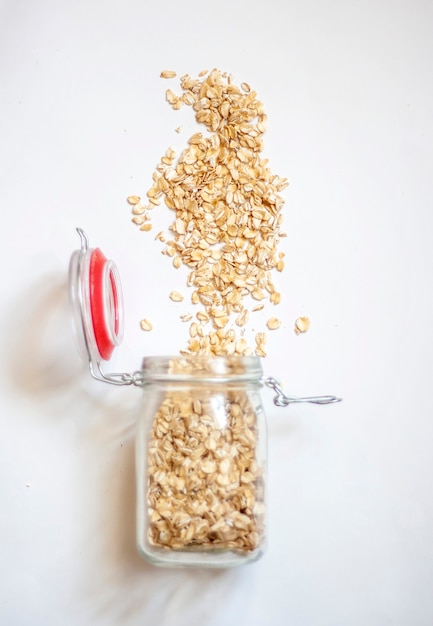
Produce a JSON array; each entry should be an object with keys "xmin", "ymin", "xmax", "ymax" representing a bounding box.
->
[
  {"xmin": 89, "ymin": 360, "xmax": 144, "ymax": 386},
  {"xmin": 264, "ymin": 377, "xmax": 342, "ymax": 407}
]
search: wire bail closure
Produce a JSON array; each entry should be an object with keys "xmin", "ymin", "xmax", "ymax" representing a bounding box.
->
[{"xmin": 264, "ymin": 377, "xmax": 342, "ymax": 407}]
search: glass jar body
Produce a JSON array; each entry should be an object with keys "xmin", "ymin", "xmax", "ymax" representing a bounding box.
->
[{"xmin": 135, "ymin": 356, "xmax": 267, "ymax": 568}]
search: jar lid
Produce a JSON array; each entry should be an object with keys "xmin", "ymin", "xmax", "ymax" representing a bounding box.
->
[{"xmin": 69, "ymin": 228, "xmax": 124, "ymax": 363}]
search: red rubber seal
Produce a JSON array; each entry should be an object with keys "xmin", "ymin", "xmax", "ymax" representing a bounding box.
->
[{"xmin": 89, "ymin": 247, "xmax": 120, "ymax": 360}]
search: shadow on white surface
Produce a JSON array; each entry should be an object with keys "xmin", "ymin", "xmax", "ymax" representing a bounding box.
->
[{"xmin": 5, "ymin": 273, "xmax": 87, "ymax": 402}]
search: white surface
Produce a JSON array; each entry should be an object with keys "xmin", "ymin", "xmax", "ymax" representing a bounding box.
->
[{"xmin": 1, "ymin": 0, "xmax": 433, "ymax": 624}]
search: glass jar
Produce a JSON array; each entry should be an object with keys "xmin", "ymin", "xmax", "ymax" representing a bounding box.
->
[
  {"xmin": 135, "ymin": 355, "xmax": 267, "ymax": 568},
  {"xmin": 68, "ymin": 228, "xmax": 341, "ymax": 569}
]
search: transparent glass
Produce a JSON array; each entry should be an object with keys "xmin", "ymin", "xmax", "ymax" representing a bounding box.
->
[{"xmin": 135, "ymin": 355, "xmax": 267, "ymax": 568}]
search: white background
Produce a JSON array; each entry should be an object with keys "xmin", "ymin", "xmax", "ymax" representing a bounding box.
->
[{"xmin": 1, "ymin": 1, "xmax": 432, "ymax": 624}]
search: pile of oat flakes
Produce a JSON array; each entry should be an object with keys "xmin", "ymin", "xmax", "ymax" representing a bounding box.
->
[{"xmin": 129, "ymin": 67, "xmax": 288, "ymax": 357}]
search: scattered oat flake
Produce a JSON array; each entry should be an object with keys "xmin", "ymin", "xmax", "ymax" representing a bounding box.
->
[
  {"xmin": 140, "ymin": 319, "xmax": 153, "ymax": 331},
  {"xmin": 140, "ymin": 222, "xmax": 152, "ymax": 231},
  {"xmin": 180, "ymin": 313, "xmax": 193, "ymax": 322},
  {"xmin": 294, "ymin": 316, "xmax": 311, "ymax": 335},
  {"xmin": 266, "ymin": 317, "xmax": 281, "ymax": 330},
  {"xmin": 127, "ymin": 195, "xmax": 141, "ymax": 205},
  {"xmin": 165, "ymin": 89, "xmax": 178, "ymax": 104},
  {"xmin": 132, "ymin": 204, "xmax": 146, "ymax": 216},
  {"xmin": 175, "ymin": 126, "xmax": 182, "ymax": 133},
  {"xmin": 255, "ymin": 332, "xmax": 267, "ymax": 345},
  {"xmin": 155, "ymin": 231, "xmax": 166, "ymax": 242},
  {"xmin": 160, "ymin": 70, "xmax": 177, "ymax": 78},
  {"xmin": 169, "ymin": 290, "xmax": 184, "ymax": 302}
]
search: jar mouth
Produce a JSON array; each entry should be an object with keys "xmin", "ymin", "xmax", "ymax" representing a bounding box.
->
[{"xmin": 140, "ymin": 355, "xmax": 263, "ymax": 382}]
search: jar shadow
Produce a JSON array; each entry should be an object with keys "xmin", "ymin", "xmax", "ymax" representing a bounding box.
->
[
  {"xmin": 4, "ymin": 275, "xmax": 247, "ymax": 624},
  {"xmin": 6, "ymin": 273, "xmax": 87, "ymax": 402},
  {"xmin": 80, "ymin": 426, "xmax": 247, "ymax": 625}
]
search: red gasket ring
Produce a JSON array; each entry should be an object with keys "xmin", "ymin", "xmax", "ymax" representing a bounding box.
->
[{"xmin": 89, "ymin": 248, "xmax": 120, "ymax": 360}]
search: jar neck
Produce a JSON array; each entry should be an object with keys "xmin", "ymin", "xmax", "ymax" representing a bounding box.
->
[{"xmin": 140, "ymin": 355, "xmax": 263, "ymax": 383}]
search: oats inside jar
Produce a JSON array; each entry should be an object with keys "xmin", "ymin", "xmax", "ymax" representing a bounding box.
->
[{"xmin": 146, "ymin": 387, "xmax": 264, "ymax": 552}]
